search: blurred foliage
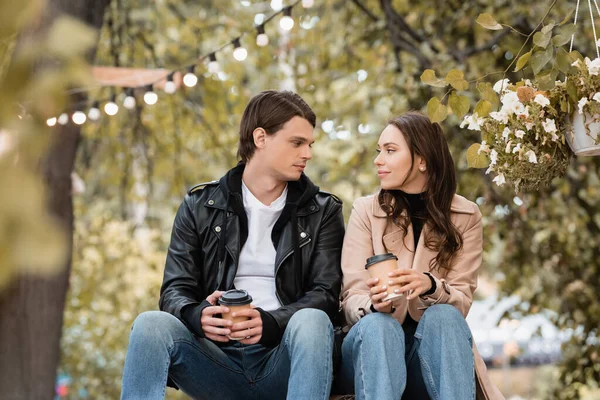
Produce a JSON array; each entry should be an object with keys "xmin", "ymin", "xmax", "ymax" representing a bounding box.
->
[
  {"xmin": 0, "ymin": 0, "xmax": 99, "ymax": 290},
  {"xmin": 57, "ymin": 0, "xmax": 599, "ymax": 398}
]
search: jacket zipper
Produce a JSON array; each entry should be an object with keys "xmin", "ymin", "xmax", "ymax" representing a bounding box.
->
[{"xmin": 274, "ymin": 237, "xmax": 312, "ymax": 305}]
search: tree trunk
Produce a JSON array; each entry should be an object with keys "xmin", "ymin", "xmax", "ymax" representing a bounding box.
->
[{"xmin": 0, "ymin": 1, "xmax": 110, "ymax": 398}]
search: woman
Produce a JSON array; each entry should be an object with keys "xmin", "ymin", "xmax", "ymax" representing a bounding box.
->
[{"xmin": 339, "ymin": 112, "xmax": 503, "ymax": 400}]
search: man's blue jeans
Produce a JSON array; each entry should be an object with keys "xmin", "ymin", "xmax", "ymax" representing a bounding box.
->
[
  {"xmin": 120, "ymin": 308, "xmax": 334, "ymax": 400},
  {"xmin": 339, "ymin": 304, "xmax": 475, "ymax": 400}
]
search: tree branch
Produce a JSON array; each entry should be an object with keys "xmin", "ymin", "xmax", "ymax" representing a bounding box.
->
[{"xmin": 350, "ymin": 0, "xmax": 379, "ymax": 22}]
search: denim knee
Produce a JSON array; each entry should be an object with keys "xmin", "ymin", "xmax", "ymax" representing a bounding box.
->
[
  {"xmin": 286, "ymin": 308, "xmax": 333, "ymax": 345},
  {"xmin": 356, "ymin": 312, "xmax": 404, "ymax": 344},
  {"xmin": 418, "ymin": 304, "xmax": 471, "ymax": 341},
  {"xmin": 130, "ymin": 310, "xmax": 186, "ymax": 345}
]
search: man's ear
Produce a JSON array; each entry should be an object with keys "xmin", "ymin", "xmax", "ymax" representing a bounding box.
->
[{"xmin": 253, "ymin": 128, "xmax": 267, "ymax": 149}]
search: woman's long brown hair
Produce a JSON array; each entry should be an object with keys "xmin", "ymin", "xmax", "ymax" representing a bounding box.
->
[{"xmin": 377, "ymin": 111, "xmax": 463, "ymax": 272}]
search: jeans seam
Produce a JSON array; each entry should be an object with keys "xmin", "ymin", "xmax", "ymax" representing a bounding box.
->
[
  {"xmin": 417, "ymin": 348, "xmax": 439, "ymax": 400},
  {"xmin": 356, "ymin": 321, "xmax": 368, "ymax": 400},
  {"xmin": 320, "ymin": 327, "xmax": 334, "ymax": 400},
  {"xmin": 172, "ymin": 339, "xmax": 243, "ymax": 374}
]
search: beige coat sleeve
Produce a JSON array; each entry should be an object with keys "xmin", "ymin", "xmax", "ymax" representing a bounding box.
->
[{"xmin": 340, "ymin": 199, "xmax": 376, "ymax": 325}]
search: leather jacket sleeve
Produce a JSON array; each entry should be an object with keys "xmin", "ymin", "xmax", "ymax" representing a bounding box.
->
[
  {"xmin": 159, "ymin": 195, "xmax": 208, "ymax": 335},
  {"xmin": 260, "ymin": 201, "xmax": 344, "ymax": 346}
]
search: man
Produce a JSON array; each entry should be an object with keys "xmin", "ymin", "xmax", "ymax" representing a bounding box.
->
[{"xmin": 121, "ymin": 90, "xmax": 345, "ymax": 400}]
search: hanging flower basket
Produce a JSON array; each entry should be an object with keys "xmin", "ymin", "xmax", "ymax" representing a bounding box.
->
[{"xmin": 567, "ymin": 111, "xmax": 600, "ymax": 155}]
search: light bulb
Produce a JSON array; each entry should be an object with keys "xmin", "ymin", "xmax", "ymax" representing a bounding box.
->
[
  {"xmin": 183, "ymin": 66, "xmax": 198, "ymax": 87},
  {"xmin": 232, "ymin": 38, "xmax": 247, "ymax": 61},
  {"xmin": 256, "ymin": 25, "xmax": 269, "ymax": 47},
  {"xmin": 46, "ymin": 117, "xmax": 57, "ymax": 127},
  {"xmin": 88, "ymin": 102, "xmax": 101, "ymax": 121},
  {"xmin": 124, "ymin": 95, "xmax": 136, "ymax": 110},
  {"xmin": 280, "ymin": 7, "xmax": 294, "ymax": 31},
  {"xmin": 144, "ymin": 86, "xmax": 158, "ymax": 105},
  {"xmin": 207, "ymin": 53, "xmax": 219, "ymax": 74},
  {"xmin": 164, "ymin": 73, "xmax": 176, "ymax": 94},
  {"xmin": 72, "ymin": 111, "xmax": 87, "ymax": 125},
  {"xmin": 58, "ymin": 113, "xmax": 69, "ymax": 125},
  {"xmin": 104, "ymin": 101, "xmax": 118, "ymax": 116},
  {"xmin": 280, "ymin": 16, "xmax": 294, "ymax": 30},
  {"xmin": 302, "ymin": 0, "xmax": 314, "ymax": 7}
]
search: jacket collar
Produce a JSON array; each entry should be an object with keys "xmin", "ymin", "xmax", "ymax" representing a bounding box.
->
[
  {"xmin": 205, "ymin": 163, "xmax": 321, "ymax": 215},
  {"xmin": 371, "ymin": 192, "xmax": 474, "ymax": 218}
]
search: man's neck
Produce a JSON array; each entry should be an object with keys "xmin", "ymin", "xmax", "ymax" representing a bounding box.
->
[{"xmin": 242, "ymin": 161, "xmax": 287, "ymax": 206}]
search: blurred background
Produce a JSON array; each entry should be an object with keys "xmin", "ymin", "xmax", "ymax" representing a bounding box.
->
[{"xmin": 0, "ymin": 0, "xmax": 599, "ymax": 399}]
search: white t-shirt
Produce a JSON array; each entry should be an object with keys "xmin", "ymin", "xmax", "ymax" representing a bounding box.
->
[{"xmin": 233, "ymin": 181, "xmax": 287, "ymax": 311}]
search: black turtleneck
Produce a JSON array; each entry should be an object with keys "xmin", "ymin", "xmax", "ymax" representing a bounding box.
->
[{"xmin": 401, "ymin": 190, "xmax": 427, "ymax": 249}]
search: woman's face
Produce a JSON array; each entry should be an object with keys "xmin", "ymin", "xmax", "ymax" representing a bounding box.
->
[{"xmin": 374, "ymin": 124, "xmax": 427, "ymax": 193}]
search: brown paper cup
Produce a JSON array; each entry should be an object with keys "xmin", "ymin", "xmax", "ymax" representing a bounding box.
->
[{"xmin": 365, "ymin": 253, "xmax": 403, "ymax": 302}]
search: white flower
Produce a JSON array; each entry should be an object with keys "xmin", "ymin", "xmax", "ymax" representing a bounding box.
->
[
  {"xmin": 542, "ymin": 118, "xmax": 557, "ymax": 133},
  {"xmin": 571, "ymin": 59, "xmax": 581, "ymax": 67},
  {"xmin": 578, "ymin": 97, "xmax": 589, "ymax": 114},
  {"xmin": 501, "ymin": 91, "xmax": 520, "ymax": 107},
  {"xmin": 534, "ymin": 94, "xmax": 550, "ymax": 107},
  {"xmin": 493, "ymin": 78, "xmax": 511, "ymax": 93},
  {"xmin": 502, "ymin": 127, "xmax": 511, "ymax": 141},
  {"xmin": 512, "ymin": 143, "xmax": 522, "ymax": 153},
  {"xmin": 585, "ymin": 57, "xmax": 600, "ymax": 75},
  {"xmin": 489, "ymin": 149, "xmax": 498, "ymax": 165},
  {"xmin": 514, "ymin": 104, "xmax": 529, "ymax": 118},
  {"xmin": 477, "ymin": 141, "xmax": 489, "ymax": 154},
  {"xmin": 593, "ymin": 92, "xmax": 600, "ymax": 102},
  {"xmin": 515, "ymin": 129, "xmax": 525, "ymax": 139},
  {"xmin": 505, "ymin": 141, "xmax": 512, "ymax": 153},
  {"xmin": 525, "ymin": 150, "xmax": 538, "ymax": 163},
  {"xmin": 523, "ymin": 79, "xmax": 532, "ymax": 87},
  {"xmin": 490, "ymin": 111, "xmax": 509, "ymax": 124},
  {"xmin": 492, "ymin": 173, "xmax": 506, "ymax": 186},
  {"xmin": 460, "ymin": 113, "xmax": 485, "ymax": 131},
  {"xmin": 551, "ymin": 131, "xmax": 559, "ymax": 141},
  {"xmin": 485, "ymin": 166, "xmax": 494, "ymax": 175},
  {"xmin": 525, "ymin": 121, "xmax": 535, "ymax": 131}
]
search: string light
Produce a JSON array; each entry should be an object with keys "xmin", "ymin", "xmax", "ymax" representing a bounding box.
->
[
  {"xmin": 58, "ymin": 113, "xmax": 69, "ymax": 125},
  {"xmin": 46, "ymin": 117, "xmax": 57, "ymax": 127},
  {"xmin": 123, "ymin": 89, "xmax": 136, "ymax": 110},
  {"xmin": 104, "ymin": 95, "xmax": 119, "ymax": 116},
  {"xmin": 143, "ymin": 85, "xmax": 158, "ymax": 105},
  {"xmin": 183, "ymin": 65, "xmax": 198, "ymax": 87},
  {"xmin": 207, "ymin": 52, "xmax": 219, "ymax": 74},
  {"xmin": 256, "ymin": 24, "xmax": 269, "ymax": 47},
  {"xmin": 280, "ymin": 7, "xmax": 294, "ymax": 31},
  {"xmin": 164, "ymin": 72, "xmax": 177, "ymax": 94},
  {"xmin": 88, "ymin": 101, "xmax": 101, "ymax": 121},
  {"xmin": 72, "ymin": 110, "xmax": 87, "ymax": 125},
  {"xmin": 302, "ymin": 0, "xmax": 314, "ymax": 8},
  {"xmin": 232, "ymin": 38, "xmax": 248, "ymax": 61}
]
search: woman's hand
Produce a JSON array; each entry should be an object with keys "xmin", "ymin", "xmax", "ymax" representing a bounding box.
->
[
  {"xmin": 386, "ymin": 270, "xmax": 433, "ymax": 300},
  {"xmin": 366, "ymin": 277, "xmax": 394, "ymax": 313}
]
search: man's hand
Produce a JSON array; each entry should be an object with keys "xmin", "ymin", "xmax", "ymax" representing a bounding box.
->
[
  {"xmin": 201, "ymin": 291, "xmax": 232, "ymax": 343},
  {"xmin": 229, "ymin": 307, "xmax": 263, "ymax": 345},
  {"xmin": 385, "ymin": 270, "xmax": 433, "ymax": 300},
  {"xmin": 366, "ymin": 277, "xmax": 394, "ymax": 313}
]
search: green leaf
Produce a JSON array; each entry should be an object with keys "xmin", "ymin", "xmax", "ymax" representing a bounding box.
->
[
  {"xmin": 445, "ymin": 69, "xmax": 469, "ymax": 91},
  {"xmin": 448, "ymin": 92, "xmax": 470, "ymax": 118},
  {"xmin": 533, "ymin": 31, "xmax": 552, "ymax": 48},
  {"xmin": 514, "ymin": 50, "xmax": 532, "ymax": 72},
  {"xmin": 556, "ymin": 48, "xmax": 572, "ymax": 74},
  {"xmin": 474, "ymin": 99, "xmax": 492, "ymax": 117},
  {"xmin": 476, "ymin": 13, "xmax": 503, "ymax": 30},
  {"xmin": 420, "ymin": 69, "xmax": 446, "ymax": 87},
  {"xmin": 566, "ymin": 79, "xmax": 578, "ymax": 104},
  {"xmin": 536, "ymin": 69, "xmax": 557, "ymax": 91},
  {"xmin": 477, "ymin": 82, "xmax": 499, "ymax": 107},
  {"xmin": 530, "ymin": 47, "xmax": 554, "ymax": 75},
  {"xmin": 427, "ymin": 97, "xmax": 448, "ymax": 123},
  {"xmin": 466, "ymin": 143, "xmax": 490, "ymax": 169},
  {"xmin": 541, "ymin": 22, "xmax": 555, "ymax": 35},
  {"xmin": 552, "ymin": 24, "xmax": 576, "ymax": 46},
  {"xmin": 46, "ymin": 16, "xmax": 97, "ymax": 58},
  {"xmin": 559, "ymin": 9, "xmax": 575, "ymax": 26}
]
